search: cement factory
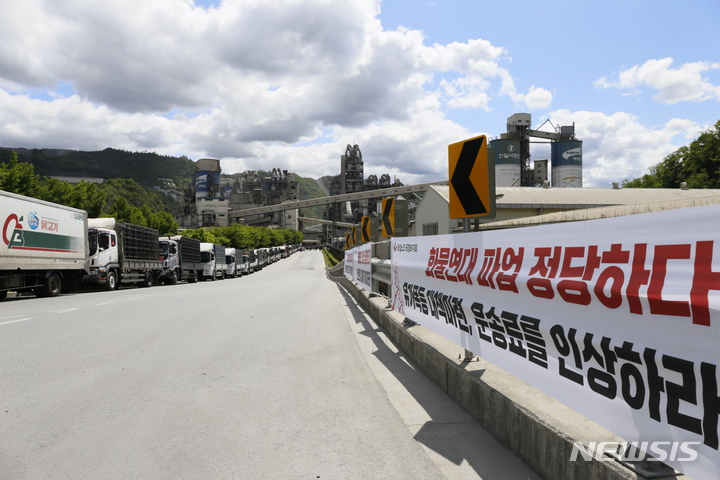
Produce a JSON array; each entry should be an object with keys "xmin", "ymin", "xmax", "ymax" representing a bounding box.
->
[
  {"xmin": 490, "ymin": 113, "xmax": 582, "ymax": 188},
  {"xmin": 176, "ymin": 113, "xmax": 586, "ymax": 235}
]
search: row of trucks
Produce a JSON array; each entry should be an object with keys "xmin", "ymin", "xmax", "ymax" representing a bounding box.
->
[{"xmin": 1, "ymin": 190, "xmax": 293, "ymax": 300}]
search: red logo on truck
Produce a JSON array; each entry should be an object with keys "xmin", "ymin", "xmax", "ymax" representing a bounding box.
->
[{"xmin": 2, "ymin": 214, "xmax": 22, "ymax": 247}]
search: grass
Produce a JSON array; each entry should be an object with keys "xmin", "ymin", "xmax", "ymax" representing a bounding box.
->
[{"xmin": 322, "ymin": 248, "xmax": 341, "ymax": 268}]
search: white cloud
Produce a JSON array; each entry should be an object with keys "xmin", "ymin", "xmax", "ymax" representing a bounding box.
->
[
  {"xmin": 0, "ymin": 0, "xmax": 533, "ymax": 181},
  {"xmin": 9, "ymin": 0, "xmax": 702, "ymax": 194},
  {"xmin": 517, "ymin": 86, "xmax": 553, "ymax": 110},
  {"xmin": 548, "ymin": 109, "xmax": 699, "ymax": 187},
  {"xmin": 595, "ymin": 57, "xmax": 720, "ymax": 104}
]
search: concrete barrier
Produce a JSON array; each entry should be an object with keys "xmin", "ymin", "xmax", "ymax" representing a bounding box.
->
[{"xmin": 334, "ymin": 276, "xmax": 690, "ymax": 480}]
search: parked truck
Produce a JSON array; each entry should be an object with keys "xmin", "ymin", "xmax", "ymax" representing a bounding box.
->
[
  {"xmin": 200, "ymin": 243, "xmax": 226, "ymax": 280},
  {"xmin": 82, "ymin": 218, "xmax": 163, "ymax": 290},
  {"xmin": 159, "ymin": 235, "xmax": 202, "ymax": 284},
  {"xmin": 225, "ymin": 247, "xmax": 238, "ymax": 278},
  {"xmin": 238, "ymin": 252, "xmax": 250, "ymax": 276},
  {"xmin": 245, "ymin": 248, "xmax": 258, "ymax": 273},
  {"xmin": 1, "ymin": 190, "xmax": 89, "ymax": 299}
]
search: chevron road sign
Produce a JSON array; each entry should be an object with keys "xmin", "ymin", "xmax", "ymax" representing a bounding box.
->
[
  {"xmin": 381, "ymin": 197, "xmax": 408, "ymax": 237},
  {"xmin": 360, "ymin": 216, "xmax": 379, "ymax": 243},
  {"xmin": 448, "ymin": 135, "xmax": 496, "ymax": 219},
  {"xmin": 381, "ymin": 198, "xmax": 394, "ymax": 236}
]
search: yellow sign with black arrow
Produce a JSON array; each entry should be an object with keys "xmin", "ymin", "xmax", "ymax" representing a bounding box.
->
[
  {"xmin": 381, "ymin": 198, "xmax": 395, "ymax": 237},
  {"xmin": 381, "ymin": 197, "xmax": 408, "ymax": 237},
  {"xmin": 448, "ymin": 135, "xmax": 496, "ymax": 219},
  {"xmin": 360, "ymin": 216, "xmax": 378, "ymax": 243}
]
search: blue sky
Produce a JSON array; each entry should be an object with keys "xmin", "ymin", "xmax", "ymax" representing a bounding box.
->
[{"xmin": 0, "ymin": 0, "xmax": 718, "ymax": 187}]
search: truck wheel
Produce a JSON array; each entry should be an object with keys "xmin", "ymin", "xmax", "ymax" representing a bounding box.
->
[
  {"xmin": 43, "ymin": 272, "xmax": 62, "ymax": 297},
  {"xmin": 0, "ymin": 290, "xmax": 6, "ymax": 301},
  {"xmin": 105, "ymin": 271, "xmax": 117, "ymax": 291}
]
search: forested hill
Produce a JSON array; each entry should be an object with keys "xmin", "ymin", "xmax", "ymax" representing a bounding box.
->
[
  {"xmin": 0, "ymin": 147, "xmax": 196, "ymax": 188},
  {"xmin": 0, "ymin": 147, "xmax": 332, "ymax": 218}
]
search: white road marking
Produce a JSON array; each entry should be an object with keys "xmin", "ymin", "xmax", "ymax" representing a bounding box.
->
[
  {"xmin": 48, "ymin": 308, "xmax": 80, "ymax": 314},
  {"xmin": 0, "ymin": 318, "xmax": 32, "ymax": 326}
]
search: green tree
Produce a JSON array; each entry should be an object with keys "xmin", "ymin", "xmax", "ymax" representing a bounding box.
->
[
  {"xmin": 71, "ymin": 181, "xmax": 107, "ymax": 217},
  {"xmin": 0, "ymin": 151, "xmax": 40, "ymax": 197},
  {"xmin": 109, "ymin": 197, "xmax": 146, "ymax": 225},
  {"xmin": 624, "ymin": 120, "xmax": 720, "ymax": 188},
  {"xmin": 182, "ymin": 228, "xmax": 228, "ymax": 246},
  {"xmin": 146, "ymin": 210, "xmax": 178, "ymax": 236}
]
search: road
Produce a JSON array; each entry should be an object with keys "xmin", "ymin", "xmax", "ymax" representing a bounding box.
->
[{"xmin": 0, "ymin": 250, "xmax": 537, "ymax": 480}]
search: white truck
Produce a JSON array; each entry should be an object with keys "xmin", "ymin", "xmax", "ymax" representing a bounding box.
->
[
  {"xmin": 1, "ymin": 190, "xmax": 89, "ymax": 299},
  {"xmin": 225, "ymin": 247, "xmax": 238, "ymax": 278},
  {"xmin": 82, "ymin": 218, "xmax": 164, "ymax": 290},
  {"xmin": 237, "ymin": 253, "xmax": 250, "ymax": 276},
  {"xmin": 200, "ymin": 242, "xmax": 226, "ymax": 280},
  {"xmin": 159, "ymin": 235, "xmax": 202, "ymax": 284},
  {"xmin": 245, "ymin": 248, "xmax": 259, "ymax": 272}
]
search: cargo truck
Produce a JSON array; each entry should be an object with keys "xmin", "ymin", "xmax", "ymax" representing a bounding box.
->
[
  {"xmin": 159, "ymin": 235, "xmax": 202, "ymax": 284},
  {"xmin": 82, "ymin": 218, "xmax": 163, "ymax": 290},
  {"xmin": 200, "ymin": 243, "xmax": 226, "ymax": 280},
  {"xmin": 238, "ymin": 253, "xmax": 250, "ymax": 276},
  {"xmin": 215, "ymin": 244, "xmax": 228, "ymax": 278},
  {"xmin": 1, "ymin": 190, "xmax": 89, "ymax": 299},
  {"xmin": 245, "ymin": 248, "xmax": 258, "ymax": 272},
  {"xmin": 256, "ymin": 248, "xmax": 268, "ymax": 269},
  {"xmin": 225, "ymin": 247, "xmax": 238, "ymax": 278}
]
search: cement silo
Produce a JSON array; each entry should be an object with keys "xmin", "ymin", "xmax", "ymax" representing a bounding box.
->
[
  {"xmin": 551, "ymin": 140, "xmax": 582, "ymax": 188},
  {"xmin": 489, "ymin": 139, "xmax": 522, "ymax": 187},
  {"xmin": 195, "ymin": 171, "xmax": 220, "ymax": 199},
  {"xmin": 194, "ymin": 158, "xmax": 222, "ymax": 199}
]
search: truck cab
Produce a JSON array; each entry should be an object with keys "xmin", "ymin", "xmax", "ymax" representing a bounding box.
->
[
  {"xmin": 238, "ymin": 254, "xmax": 250, "ymax": 276},
  {"xmin": 87, "ymin": 223, "xmax": 120, "ymax": 290},
  {"xmin": 246, "ymin": 249, "xmax": 259, "ymax": 272},
  {"xmin": 225, "ymin": 248, "xmax": 237, "ymax": 278},
  {"xmin": 85, "ymin": 218, "xmax": 161, "ymax": 290},
  {"xmin": 159, "ymin": 237, "xmax": 184, "ymax": 284},
  {"xmin": 199, "ymin": 242, "xmax": 217, "ymax": 281}
]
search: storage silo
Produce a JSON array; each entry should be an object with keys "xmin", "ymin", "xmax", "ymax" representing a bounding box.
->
[
  {"xmin": 551, "ymin": 140, "xmax": 582, "ymax": 188},
  {"xmin": 489, "ymin": 138, "xmax": 522, "ymax": 187},
  {"xmin": 195, "ymin": 172, "xmax": 210, "ymax": 199},
  {"xmin": 195, "ymin": 171, "xmax": 220, "ymax": 199}
]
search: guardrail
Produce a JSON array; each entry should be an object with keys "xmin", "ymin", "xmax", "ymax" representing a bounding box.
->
[{"xmin": 326, "ymin": 241, "xmax": 654, "ymax": 480}]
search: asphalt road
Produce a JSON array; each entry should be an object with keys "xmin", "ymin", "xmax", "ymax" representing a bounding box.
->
[{"xmin": 0, "ymin": 250, "xmax": 537, "ymax": 480}]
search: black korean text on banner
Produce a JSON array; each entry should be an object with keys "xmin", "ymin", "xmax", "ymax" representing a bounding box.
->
[{"xmin": 390, "ymin": 205, "xmax": 720, "ymax": 480}]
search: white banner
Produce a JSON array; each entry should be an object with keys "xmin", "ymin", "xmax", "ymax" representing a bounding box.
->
[
  {"xmin": 391, "ymin": 204, "xmax": 720, "ymax": 480},
  {"xmin": 355, "ymin": 243, "xmax": 372, "ymax": 291},
  {"xmin": 344, "ymin": 247, "xmax": 355, "ymax": 282}
]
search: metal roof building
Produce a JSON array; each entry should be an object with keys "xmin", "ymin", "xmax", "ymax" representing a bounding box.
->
[{"xmin": 413, "ymin": 185, "xmax": 720, "ymax": 236}]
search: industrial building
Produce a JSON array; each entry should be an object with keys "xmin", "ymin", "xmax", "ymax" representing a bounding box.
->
[
  {"xmin": 322, "ymin": 144, "xmax": 406, "ymax": 241},
  {"xmin": 490, "ymin": 113, "xmax": 582, "ymax": 188},
  {"xmin": 179, "ymin": 158, "xmax": 300, "ymax": 229}
]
